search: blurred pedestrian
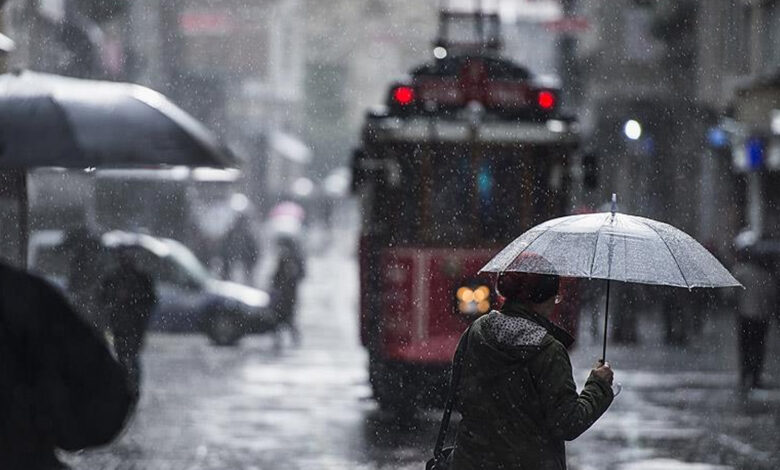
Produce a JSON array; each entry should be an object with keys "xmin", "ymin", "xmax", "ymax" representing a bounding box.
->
[
  {"xmin": 732, "ymin": 249, "xmax": 776, "ymax": 391},
  {"xmin": 659, "ymin": 287, "xmax": 690, "ymax": 346},
  {"xmin": 63, "ymin": 226, "xmax": 104, "ymax": 329},
  {"xmin": 221, "ymin": 213, "xmax": 259, "ymax": 284},
  {"xmin": 449, "ymin": 266, "xmax": 615, "ymax": 470},
  {"xmin": 100, "ymin": 249, "xmax": 157, "ymax": 401},
  {"xmin": 271, "ymin": 236, "xmax": 305, "ymax": 349},
  {"xmin": 0, "ymin": 262, "xmax": 132, "ymax": 469}
]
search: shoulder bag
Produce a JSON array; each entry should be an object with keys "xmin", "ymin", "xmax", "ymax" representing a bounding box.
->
[{"xmin": 425, "ymin": 325, "xmax": 471, "ymax": 470}]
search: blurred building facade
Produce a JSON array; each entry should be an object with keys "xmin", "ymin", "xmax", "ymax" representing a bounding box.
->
[
  {"xmin": 119, "ymin": 0, "xmax": 311, "ymax": 211},
  {"xmin": 7, "ymin": 0, "xmax": 777, "ymax": 255},
  {"xmin": 3, "ymin": 0, "xmax": 311, "ymax": 252},
  {"xmin": 570, "ymin": 1, "xmax": 702, "ymax": 232},
  {"xmin": 698, "ymin": 1, "xmax": 780, "ymax": 266},
  {"xmin": 299, "ymin": 0, "xmax": 437, "ymax": 181},
  {"xmin": 568, "ymin": 0, "xmax": 779, "ymax": 255},
  {"xmin": 299, "ymin": 0, "xmax": 568, "ymax": 177},
  {"xmin": 692, "ymin": 0, "xmax": 780, "ymax": 259},
  {"xmin": 561, "ymin": 0, "xmax": 780, "ymax": 342}
]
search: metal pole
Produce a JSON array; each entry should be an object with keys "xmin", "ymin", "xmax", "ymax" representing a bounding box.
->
[
  {"xmin": 475, "ymin": 0, "xmax": 484, "ymax": 46},
  {"xmin": 747, "ymin": 171, "xmax": 763, "ymax": 237},
  {"xmin": 602, "ymin": 193, "xmax": 616, "ymax": 363},
  {"xmin": 601, "ymin": 278, "xmax": 610, "ymax": 363}
]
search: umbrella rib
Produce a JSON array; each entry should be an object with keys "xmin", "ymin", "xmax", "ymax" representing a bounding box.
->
[
  {"xmin": 47, "ymin": 94, "xmax": 83, "ymax": 154},
  {"xmin": 642, "ymin": 220, "xmax": 690, "ymax": 288},
  {"xmin": 587, "ymin": 213, "xmax": 610, "ymax": 278},
  {"xmin": 132, "ymin": 89, "xmax": 232, "ymax": 167}
]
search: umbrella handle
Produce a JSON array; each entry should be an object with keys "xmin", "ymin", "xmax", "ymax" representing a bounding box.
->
[{"xmin": 601, "ymin": 279, "xmax": 610, "ymax": 363}]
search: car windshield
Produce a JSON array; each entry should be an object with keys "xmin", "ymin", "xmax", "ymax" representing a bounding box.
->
[{"xmin": 161, "ymin": 239, "xmax": 211, "ymax": 285}]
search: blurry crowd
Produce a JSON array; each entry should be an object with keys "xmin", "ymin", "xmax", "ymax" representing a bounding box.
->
[{"xmin": 0, "ymin": 199, "xmax": 310, "ymax": 469}]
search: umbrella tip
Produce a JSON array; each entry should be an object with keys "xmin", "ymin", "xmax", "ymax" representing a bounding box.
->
[{"xmin": 611, "ymin": 193, "xmax": 617, "ymax": 217}]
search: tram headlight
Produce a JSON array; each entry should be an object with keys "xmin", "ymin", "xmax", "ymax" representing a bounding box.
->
[{"xmin": 455, "ymin": 284, "xmax": 492, "ymax": 317}]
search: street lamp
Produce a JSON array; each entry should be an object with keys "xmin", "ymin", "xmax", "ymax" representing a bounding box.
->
[{"xmin": 623, "ymin": 119, "xmax": 642, "ymax": 140}]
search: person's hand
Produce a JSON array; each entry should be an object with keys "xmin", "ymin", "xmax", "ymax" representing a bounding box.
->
[{"xmin": 592, "ymin": 360, "xmax": 614, "ymax": 386}]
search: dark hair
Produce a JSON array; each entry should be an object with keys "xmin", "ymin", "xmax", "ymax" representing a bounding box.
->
[{"xmin": 496, "ymin": 271, "xmax": 559, "ymax": 304}]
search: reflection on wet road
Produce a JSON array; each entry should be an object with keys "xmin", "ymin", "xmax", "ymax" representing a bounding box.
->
[{"xmin": 65, "ymin": 242, "xmax": 780, "ymax": 469}]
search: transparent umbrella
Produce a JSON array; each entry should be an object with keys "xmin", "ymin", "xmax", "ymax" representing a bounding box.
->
[{"xmin": 480, "ymin": 195, "xmax": 742, "ymax": 360}]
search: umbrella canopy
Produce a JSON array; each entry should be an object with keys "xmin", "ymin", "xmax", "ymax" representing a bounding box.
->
[
  {"xmin": 0, "ymin": 70, "xmax": 234, "ymax": 169},
  {"xmin": 480, "ymin": 205, "xmax": 741, "ymax": 361},
  {"xmin": 480, "ymin": 211, "xmax": 741, "ymax": 289}
]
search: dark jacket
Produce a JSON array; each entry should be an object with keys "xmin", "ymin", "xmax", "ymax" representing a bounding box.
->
[
  {"xmin": 451, "ymin": 301, "xmax": 613, "ymax": 470},
  {"xmin": 0, "ymin": 263, "xmax": 132, "ymax": 469},
  {"xmin": 100, "ymin": 264, "xmax": 157, "ymax": 335},
  {"xmin": 271, "ymin": 240, "xmax": 305, "ymax": 322}
]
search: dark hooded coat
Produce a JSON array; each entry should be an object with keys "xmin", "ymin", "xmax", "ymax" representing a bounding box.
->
[
  {"xmin": 271, "ymin": 238, "xmax": 305, "ymax": 324},
  {"xmin": 451, "ymin": 301, "xmax": 613, "ymax": 470}
]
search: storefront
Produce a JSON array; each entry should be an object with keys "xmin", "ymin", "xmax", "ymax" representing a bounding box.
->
[
  {"xmin": 722, "ymin": 72, "xmax": 780, "ymax": 290},
  {"xmin": 728, "ymin": 74, "xmax": 780, "ymax": 244}
]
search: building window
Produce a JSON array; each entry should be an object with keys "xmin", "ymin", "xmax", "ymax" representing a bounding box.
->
[
  {"xmin": 622, "ymin": 9, "xmax": 661, "ymax": 62},
  {"xmin": 764, "ymin": 2, "xmax": 780, "ymax": 72},
  {"xmin": 724, "ymin": 3, "xmax": 751, "ymax": 75}
]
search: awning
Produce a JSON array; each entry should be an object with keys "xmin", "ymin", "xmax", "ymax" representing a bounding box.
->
[
  {"xmin": 0, "ymin": 33, "xmax": 15, "ymax": 53},
  {"xmin": 270, "ymin": 132, "xmax": 312, "ymax": 164},
  {"xmin": 95, "ymin": 167, "xmax": 240, "ymax": 182}
]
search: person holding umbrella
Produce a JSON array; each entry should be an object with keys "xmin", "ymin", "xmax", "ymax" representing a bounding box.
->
[
  {"xmin": 732, "ymin": 242, "xmax": 776, "ymax": 391},
  {"xmin": 99, "ymin": 248, "xmax": 157, "ymax": 402},
  {"xmin": 270, "ymin": 235, "xmax": 305, "ymax": 349},
  {"xmin": 448, "ymin": 256, "xmax": 615, "ymax": 470},
  {"xmin": 428, "ymin": 195, "xmax": 741, "ymax": 470}
]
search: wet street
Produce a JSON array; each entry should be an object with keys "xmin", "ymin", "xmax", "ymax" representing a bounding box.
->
[
  {"xmin": 64, "ymin": 230, "xmax": 780, "ymax": 470},
  {"xmin": 7, "ymin": 0, "xmax": 780, "ymax": 468}
]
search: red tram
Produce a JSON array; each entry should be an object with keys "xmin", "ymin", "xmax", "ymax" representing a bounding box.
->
[{"xmin": 351, "ymin": 10, "xmax": 580, "ymax": 410}]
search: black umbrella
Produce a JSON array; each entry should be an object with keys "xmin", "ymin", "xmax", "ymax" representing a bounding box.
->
[
  {"xmin": 0, "ymin": 70, "xmax": 237, "ymax": 266},
  {"xmin": 0, "ymin": 70, "xmax": 234, "ymax": 168}
]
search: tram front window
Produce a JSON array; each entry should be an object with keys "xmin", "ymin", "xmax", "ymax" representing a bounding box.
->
[{"xmin": 372, "ymin": 147, "xmax": 539, "ymax": 247}]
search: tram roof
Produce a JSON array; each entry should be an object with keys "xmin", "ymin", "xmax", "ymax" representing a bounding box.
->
[{"xmin": 363, "ymin": 115, "xmax": 579, "ymax": 146}]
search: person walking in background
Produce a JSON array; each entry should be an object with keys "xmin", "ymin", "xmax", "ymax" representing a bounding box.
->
[
  {"xmin": 100, "ymin": 249, "xmax": 157, "ymax": 401},
  {"xmin": 221, "ymin": 213, "xmax": 259, "ymax": 284},
  {"xmin": 732, "ymin": 247, "xmax": 776, "ymax": 392},
  {"xmin": 450, "ymin": 266, "xmax": 615, "ymax": 470},
  {"xmin": 63, "ymin": 226, "xmax": 105, "ymax": 329},
  {"xmin": 271, "ymin": 236, "xmax": 305, "ymax": 349}
]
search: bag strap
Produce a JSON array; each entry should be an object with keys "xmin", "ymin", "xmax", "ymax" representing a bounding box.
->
[{"xmin": 432, "ymin": 324, "xmax": 472, "ymax": 462}]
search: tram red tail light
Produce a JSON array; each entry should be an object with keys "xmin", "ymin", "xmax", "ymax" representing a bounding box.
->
[
  {"xmin": 393, "ymin": 86, "xmax": 415, "ymax": 106},
  {"xmin": 537, "ymin": 90, "xmax": 556, "ymax": 110}
]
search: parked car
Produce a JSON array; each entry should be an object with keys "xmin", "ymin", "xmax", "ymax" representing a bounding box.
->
[
  {"xmin": 28, "ymin": 229, "xmax": 69, "ymax": 288},
  {"xmin": 29, "ymin": 229, "xmax": 274, "ymax": 346}
]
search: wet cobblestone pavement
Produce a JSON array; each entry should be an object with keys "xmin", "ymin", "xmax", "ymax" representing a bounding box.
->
[{"xmin": 63, "ymin": 241, "xmax": 780, "ymax": 470}]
